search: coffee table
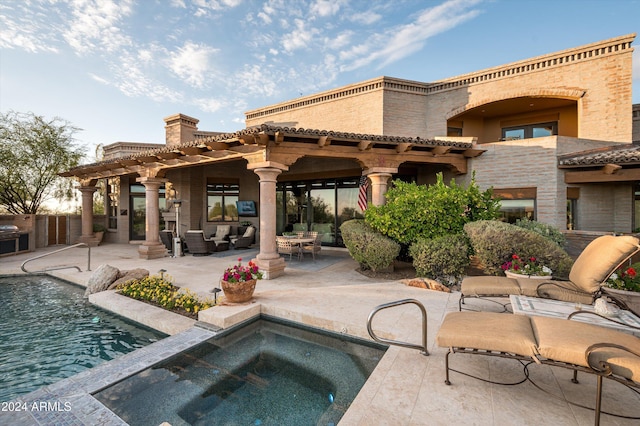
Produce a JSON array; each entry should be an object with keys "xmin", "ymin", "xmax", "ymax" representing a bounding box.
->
[{"xmin": 510, "ymin": 295, "xmax": 640, "ymax": 335}]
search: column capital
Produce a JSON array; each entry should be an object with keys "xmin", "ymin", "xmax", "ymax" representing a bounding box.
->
[
  {"xmin": 247, "ymin": 161, "xmax": 289, "ymax": 172},
  {"xmin": 136, "ymin": 177, "xmax": 167, "ymax": 188},
  {"xmin": 364, "ymin": 167, "xmax": 398, "ymax": 176}
]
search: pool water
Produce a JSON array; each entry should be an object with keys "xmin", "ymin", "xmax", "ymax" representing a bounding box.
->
[
  {"xmin": 0, "ymin": 275, "xmax": 166, "ymax": 402},
  {"xmin": 95, "ymin": 317, "xmax": 387, "ymax": 425}
]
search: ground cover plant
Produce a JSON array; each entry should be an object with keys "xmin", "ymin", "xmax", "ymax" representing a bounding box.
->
[{"xmin": 117, "ymin": 274, "xmax": 214, "ymax": 319}]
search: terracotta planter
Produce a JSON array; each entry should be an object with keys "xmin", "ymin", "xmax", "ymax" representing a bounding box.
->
[
  {"xmin": 220, "ymin": 279, "xmax": 256, "ymax": 303},
  {"xmin": 603, "ymin": 287, "xmax": 640, "ymax": 315},
  {"xmin": 505, "ymin": 271, "xmax": 552, "ymax": 280}
]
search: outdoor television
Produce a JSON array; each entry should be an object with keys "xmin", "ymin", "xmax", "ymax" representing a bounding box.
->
[{"xmin": 236, "ymin": 200, "xmax": 257, "ymax": 217}]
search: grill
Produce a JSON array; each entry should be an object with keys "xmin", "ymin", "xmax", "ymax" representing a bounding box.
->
[{"xmin": 0, "ymin": 225, "xmax": 20, "ymax": 241}]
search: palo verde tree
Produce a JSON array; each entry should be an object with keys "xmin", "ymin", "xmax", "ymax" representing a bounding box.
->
[{"xmin": 0, "ymin": 111, "xmax": 85, "ymax": 214}]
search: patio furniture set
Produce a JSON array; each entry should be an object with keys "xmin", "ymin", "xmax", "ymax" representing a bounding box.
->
[
  {"xmin": 160, "ymin": 225, "xmax": 256, "ymax": 256},
  {"xmin": 370, "ymin": 234, "xmax": 640, "ymax": 425},
  {"xmin": 276, "ymin": 231, "xmax": 322, "ymax": 261}
]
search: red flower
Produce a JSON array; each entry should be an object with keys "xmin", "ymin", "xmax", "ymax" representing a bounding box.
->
[
  {"xmin": 625, "ymin": 267, "xmax": 637, "ymax": 278},
  {"xmin": 512, "ymin": 254, "xmax": 519, "ymax": 260}
]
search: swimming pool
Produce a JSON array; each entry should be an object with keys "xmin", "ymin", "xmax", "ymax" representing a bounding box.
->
[
  {"xmin": 95, "ymin": 316, "xmax": 387, "ymax": 425},
  {"xmin": 0, "ymin": 275, "xmax": 166, "ymax": 402}
]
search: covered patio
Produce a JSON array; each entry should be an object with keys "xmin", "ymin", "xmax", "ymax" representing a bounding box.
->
[{"xmin": 61, "ymin": 121, "xmax": 483, "ymax": 278}]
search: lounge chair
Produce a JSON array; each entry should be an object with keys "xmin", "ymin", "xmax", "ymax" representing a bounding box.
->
[
  {"xmin": 436, "ymin": 311, "xmax": 640, "ymax": 425},
  {"xmin": 231, "ymin": 225, "xmax": 256, "ymax": 249},
  {"xmin": 159, "ymin": 230, "xmax": 174, "ymax": 253},
  {"xmin": 460, "ymin": 235, "xmax": 640, "ymax": 311},
  {"xmin": 210, "ymin": 225, "xmax": 231, "ymax": 244},
  {"xmin": 184, "ymin": 230, "xmax": 216, "ymax": 255}
]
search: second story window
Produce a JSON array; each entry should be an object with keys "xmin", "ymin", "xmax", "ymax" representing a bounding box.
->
[{"xmin": 502, "ymin": 122, "xmax": 557, "ymax": 140}]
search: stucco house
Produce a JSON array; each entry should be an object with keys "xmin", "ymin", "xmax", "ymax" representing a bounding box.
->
[{"xmin": 62, "ymin": 33, "xmax": 640, "ymax": 278}]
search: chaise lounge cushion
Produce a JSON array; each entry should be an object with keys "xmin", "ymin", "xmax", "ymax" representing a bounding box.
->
[
  {"xmin": 461, "ymin": 275, "xmax": 521, "ymax": 296},
  {"xmin": 569, "ymin": 235, "xmax": 640, "ymax": 294},
  {"xmin": 531, "ymin": 316, "xmax": 640, "ymax": 380},
  {"xmin": 516, "ymin": 279, "xmax": 594, "ymax": 304},
  {"xmin": 436, "ymin": 312, "xmax": 539, "ymax": 360}
]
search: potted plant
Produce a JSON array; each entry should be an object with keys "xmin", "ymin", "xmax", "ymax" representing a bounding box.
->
[
  {"xmin": 220, "ymin": 258, "xmax": 263, "ymax": 303},
  {"xmin": 604, "ymin": 264, "xmax": 640, "ymax": 314},
  {"xmin": 501, "ymin": 254, "xmax": 552, "ymax": 279}
]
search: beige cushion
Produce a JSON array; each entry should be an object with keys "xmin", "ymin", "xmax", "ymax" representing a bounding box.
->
[
  {"xmin": 516, "ymin": 279, "xmax": 594, "ymax": 304},
  {"xmin": 243, "ymin": 226, "xmax": 255, "ymax": 238},
  {"xmin": 215, "ymin": 225, "xmax": 230, "ymax": 238},
  {"xmin": 436, "ymin": 312, "xmax": 539, "ymax": 359},
  {"xmin": 532, "ymin": 316, "xmax": 640, "ymax": 380},
  {"xmin": 461, "ymin": 276, "xmax": 520, "ymax": 296},
  {"xmin": 569, "ymin": 235, "xmax": 640, "ymax": 294}
]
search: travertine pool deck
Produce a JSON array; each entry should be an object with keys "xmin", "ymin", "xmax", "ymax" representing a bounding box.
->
[{"xmin": 1, "ymin": 244, "xmax": 639, "ymax": 425}]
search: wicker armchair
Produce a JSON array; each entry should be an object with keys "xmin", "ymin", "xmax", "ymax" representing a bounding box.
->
[
  {"xmin": 159, "ymin": 230, "xmax": 174, "ymax": 253},
  {"xmin": 184, "ymin": 230, "xmax": 216, "ymax": 255},
  {"xmin": 231, "ymin": 226, "xmax": 256, "ymax": 249},
  {"xmin": 301, "ymin": 231, "xmax": 322, "ymax": 260},
  {"xmin": 276, "ymin": 236, "xmax": 295, "ymax": 261}
]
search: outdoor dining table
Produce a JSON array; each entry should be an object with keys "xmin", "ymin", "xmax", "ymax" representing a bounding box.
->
[{"xmin": 283, "ymin": 236, "xmax": 315, "ymax": 260}]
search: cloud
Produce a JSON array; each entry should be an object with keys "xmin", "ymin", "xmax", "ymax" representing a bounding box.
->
[
  {"xmin": 310, "ymin": 0, "xmax": 346, "ymax": 17},
  {"xmin": 0, "ymin": 2, "xmax": 59, "ymax": 52},
  {"xmin": 63, "ymin": 0, "xmax": 134, "ymax": 55},
  {"xmin": 349, "ymin": 10, "xmax": 382, "ymax": 25},
  {"xmin": 167, "ymin": 41, "xmax": 219, "ymax": 88},
  {"xmin": 340, "ymin": 0, "xmax": 483, "ymax": 71},
  {"xmin": 281, "ymin": 19, "xmax": 319, "ymax": 52}
]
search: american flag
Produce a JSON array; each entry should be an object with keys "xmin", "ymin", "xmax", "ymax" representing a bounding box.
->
[{"xmin": 358, "ymin": 176, "xmax": 369, "ymax": 211}]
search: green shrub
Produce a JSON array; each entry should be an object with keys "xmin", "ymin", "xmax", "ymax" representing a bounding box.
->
[
  {"xmin": 409, "ymin": 234, "xmax": 470, "ymax": 286},
  {"xmin": 118, "ymin": 274, "xmax": 214, "ymax": 314},
  {"xmin": 340, "ymin": 219, "xmax": 400, "ymax": 272},
  {"xmin": 514, "ymin": 218, "xmax": 566, "ymax": 247},
  {"xmin": 93, "ymin": 223, "xmax": 106, "ymax": 232},
  {"xmin": 364, "ymin": 173, "xmax": 500, "ymax": 245},
  {"xmin": 464, "ymin": 220, "xmax": 573, "ymax": 278}
]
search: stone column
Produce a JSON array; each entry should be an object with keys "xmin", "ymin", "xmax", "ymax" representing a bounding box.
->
[
  {"xmin": 248, "ymin": 162, "xmax": 288, "ymax": 279},
  {"xmin": 366, "ymin": 167, "xmax": 397, "ymax": 206},
  {"xmin": 77, "ymin": 186, "xmax": 99, "ymax": 246},
  {"xmin": 137, "ymin": 177, "xmax": 168, "ymax": 259}
]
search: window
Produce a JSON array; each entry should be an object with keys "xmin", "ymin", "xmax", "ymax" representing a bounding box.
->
[
  {"xmin": 567, "ymin": 187, "xmax": 579, "ymax": 230},
  {"xmin": 207, "ymin": 182, "xmax": 239, "ymax": 222},
  {"xmin": 493, "ymin": 187, "xmax": 536, "ymax": 223},
  {"xmin": 502, "ymin": 122, "xmax": 557, "ymax": 140}
]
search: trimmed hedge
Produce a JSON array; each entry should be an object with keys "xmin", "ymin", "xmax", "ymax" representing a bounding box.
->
[
  {"xmin": 409, "ymin": 234, "xmax": 470, "ymax": 286},
  {"xmin": 464, "ymin": 220, "xmax": 573, "ymax": 278},
  {"xmin": 340, "ymin": 219, "xmax": 400, "ymax": 272},
  {"xmin": 514, "ymin": 218, "xmax": 566, "ymax": 247}
]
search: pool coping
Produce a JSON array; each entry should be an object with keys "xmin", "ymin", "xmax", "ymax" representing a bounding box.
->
[{"xmin": 3, "ymin": 325, "xmax": 219, "ymax": 426}]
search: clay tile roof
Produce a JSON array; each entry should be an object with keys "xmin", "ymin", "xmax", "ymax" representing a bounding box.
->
[{"xmin": 558, "ymin": 143, "xmax": 640, "ymax": 168}]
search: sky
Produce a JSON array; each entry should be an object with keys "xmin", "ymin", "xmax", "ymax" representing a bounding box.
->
[{"xmin": 1, "ymin": 0, "xmax": 639, "ymax": 161}]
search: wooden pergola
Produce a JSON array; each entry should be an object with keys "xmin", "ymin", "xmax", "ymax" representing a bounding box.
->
[{"xmin": 61, "ymin": 124, "xmax": 485, "ymax": 277}]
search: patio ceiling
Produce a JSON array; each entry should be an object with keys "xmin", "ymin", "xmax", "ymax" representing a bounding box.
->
[{"xmin": 60, "ymin": 124, "xmax": 485, "ymax": 181}]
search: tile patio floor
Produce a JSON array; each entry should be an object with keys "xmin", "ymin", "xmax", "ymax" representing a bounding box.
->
[{"xmin": 1, "ymin": 243, "xmax": 639, "ymax": 425}]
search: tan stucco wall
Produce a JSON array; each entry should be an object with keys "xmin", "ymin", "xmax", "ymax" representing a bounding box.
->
[
  {"xmin": 246, "ymin": 79, "xmax": 385, "ymax": 134},
  {"xmin": 246, "ymin": 35, "xmax": 634, "ymax": 145}
]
